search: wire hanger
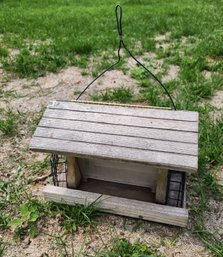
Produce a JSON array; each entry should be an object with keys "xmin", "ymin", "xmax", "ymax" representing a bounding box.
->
[{"xmin": 76, "ymin": 5, "xmax": 176, "ymax": 110}]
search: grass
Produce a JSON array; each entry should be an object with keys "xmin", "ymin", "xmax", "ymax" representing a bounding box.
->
[
  {"xmin": 0, "ymin": 179, "xmax": 100, "ymax": 241},
  {"xmin": 0, "ymin": 107, "xmax": 18, "ymax": 136},
  {"xmin": 9, "ymin": 199, "xmax": 47, "ymax": 239},
  {"xmin": 42, "ymin": 233, "xmax": 163, "ymax": 256},
  {"xmin": 92, "ymin": 87, "xmax": 134, "ymax": 103},
  {"xmin": 96, "ymin": 238, "xmax": 163, "ymax": 257},
  {"xmin": 0, "ymin": 241, "xmax": 5, "ymax": 257},
  {"xmin": 1, "ymin": 0, "xmax": 223, "ymax": 256},
  {"xmin": 50, "ymin": 200, "xmax": 101, "ymax": 232},
  {"xmin": 0, "ymin": 46, "xmax": 8, "ymax": 58},
  {"xmin": 193, "ymin": 226, "xmax": 223, "ymax": 257},
  {"xmin": 3, "ymin": 47, "xmax": 67, "ymax": 78},
  {"xmin": 132, "ymin": 51, "xmax": 223, "ymax": 257},
  {"xmin": 0, "ymin": 1, "xmax": 223, "ymax": 77},
  {"xmin": 0, "ymin": 181, "xmax": 44, "ymax": 239},
  {"xmin": 0, "ymin": 88, "xmax": 23, "ymax": 99}
]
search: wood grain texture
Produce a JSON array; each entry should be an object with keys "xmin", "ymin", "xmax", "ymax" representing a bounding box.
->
[
  {"xmin": 48, "ymin": 100, "xmax": 198, "ymax": 122},
  {"xmin": 30, "ymin": 101, "xmax": 199, "ymax": 172},
  {"xmin": 78, "ymin": 158, "xmax": 157, "ymax": 189},
  {"xmin": 34, "ymin": 127, "xmax": 197, "ymax": 156},
  {"xmin": 66, "ymin": 156, "xmax": 81, "ymax": 188},
  {"xmin": 43, "ymin": 185, "xmax": 188, "ymax": 227},
  {"xmin": 43, "ymin": 109, "xmax": 198, "ymax": 132},
  {"xmin": 63, "ymin": 100, "xmax": 171, "ymax": 110},
  {"xmin": 57, "ymin": 172, "xmax": 67, "ymax": 188},
  {"xmin": 30, "ymin": 137, "xmax": 197, "ymax": 172},
  {"xmin": 155, "ymin": 169, "xmax": 168, "ymax": 204},
  {"xmin": 39, "ymin": 118, "xmax": 198, "ymax": 144}
]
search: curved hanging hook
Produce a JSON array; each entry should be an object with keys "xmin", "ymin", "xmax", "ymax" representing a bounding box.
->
[
  {"xmin": 116, "ymin": 5, "xmax": 123, "ymax": 38},
  {"xmin": 76, "ymin": 5, "xmax": 176, "ymax": 110}
]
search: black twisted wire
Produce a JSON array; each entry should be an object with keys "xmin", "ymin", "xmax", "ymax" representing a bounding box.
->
[{"xmin": 76, "ymin": 5, "xmax": 176, "ymax": 110}]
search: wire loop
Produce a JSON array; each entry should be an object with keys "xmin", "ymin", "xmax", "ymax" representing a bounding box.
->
[
  {"xmin": 76, "ymin": 5, "xmax": 176, "ymax": 110},
  {"xmin": 116, "ymin": 5, "xmax": 123, "ymax": 38}
]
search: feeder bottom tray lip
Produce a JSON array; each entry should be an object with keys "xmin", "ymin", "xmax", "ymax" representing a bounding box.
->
[
  {"xmin": 76, "ymin": 178, "xmax": 155, "ymax": 203},
  {"xmin": 43, "ymin": 184, "xmax": 188, "ymax": 227}
]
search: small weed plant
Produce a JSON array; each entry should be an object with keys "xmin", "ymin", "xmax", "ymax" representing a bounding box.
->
[
  {"xmin": 96, "ymin": 238, "xmax": 163, "ymax": 257},
  {"xmin": 0, "ymin": 241, "xmax": 5, "ymax": 257},
  {"xmin": 0, "ymin": 107, "xmax": 18, "ymax": 136},
  {"xmin": 50, "ymin": 199, "xmax": 101, "ymax": 232},
  {"xmin": 0, "ymin": 46, "xmax": 8, "ymax": 58},
  {"xmin": 193, "ymin": 226, "xmax": 223, "ymax": 257},
  {"xmin": 0, "ymin": 181, "xmax": 47, "ymax": 239},
  {"xmin": 9, "ymin": 199, "xmax": 46, "ymax": 238}
]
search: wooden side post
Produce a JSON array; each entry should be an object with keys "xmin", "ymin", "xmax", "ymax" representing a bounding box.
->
[
  {"xmin": 66, "ymin": 156, "xmax": 81, "ymax": 188},
  {"xmin": 155, "ymin": 169, "xmax": 168, "ymax": 204}
]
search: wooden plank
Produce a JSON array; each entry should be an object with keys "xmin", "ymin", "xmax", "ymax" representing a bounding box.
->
[
  {"xmin": 43, "ymin": 109, "xmax": 198, "ymax": 132},
  {"xmin": 71, "ymin": 100, "xmax": 171, "ymax": 110},
  {"xmin": 30, "ymin": 137, "xmax": 198, "ymax": 172},
  {"xmin": 43, "ymin": 185, "xmax": 188, "ymax": 227},
  {"xmin": 49, "ymin": 100, "xmax": 198, "ymax": 122},
  {"xmin": 155, "ymin": 169, "xmax": 168, "ymax": 204},
  {"xmin": 78, "ymin": 158, "xmax": 157, "ymax": 189},
  {"xmin": 34, "ymin": 127, "xmax": 197, "ymax": 156},
  {"xmin": 57, "ymin": 172, "xmax": 67, "ymax": 188},
  {"xmin": 66, "ymin": 156, "xmax": 81, "ymax": 188},
  {"xmin": 39, "ymin": 118, "xmax": 198, "ymax": 144}
]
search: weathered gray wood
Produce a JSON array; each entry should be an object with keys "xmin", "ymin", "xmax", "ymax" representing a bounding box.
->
[
  {"xmin": 49, "ymin": 100, "xmax": 198, "ymax": 122},
  {"xmin": 34, "ymin": 127, "xmax": 197, "ymax": 156},
  {"xmin": 30, "ymin": 101, "xmax": 199, "ymax": 172},
  {"xmin": 43, "ymin": 109, "xmax": 198, "ymax": 132},
  {"xmin": 43, "ymin": 185, "xmax": 188, "ymax": 227},
  {"xmin": 66, "ymin": 156, "xmax": 81, "ymax": 188},
  {"xmin": 39, "ymin": 118, "xmax": 198, "ymax": 144},
  {"xmin": 78, "ymin": 158, "xmax": 157, "ymax": 189},
  {"xmin": 57, "ymin": 172, "xmax": 67, "ymax": 188},
  {"xmin": 155, "ymin": 169, "xmax": 168, "ymax": 204},
  {"xmin": 30, "ymin": 137, "xmax": 198, "ymax": 172}
]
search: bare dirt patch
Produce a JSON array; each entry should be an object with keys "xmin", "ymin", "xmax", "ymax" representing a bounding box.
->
[
  {"xmin": 154, "ymin": 33, "xmax": 171, "ymax": 50},
  {"xmin": 126, "ymin": 51, "xmax": 164, "ymax": 76},
  {"xmin": 4, "ymin": 215, "xmax": 210, "ymax": 257},
  {"xmin": 203, "ymin": 199, "xmax": 223, "ymax": 239},
  {"xmin": 162, "ymin": 64, "xmax": 180, "ymax": 82},
  {"xmin": 210, "ymin": 90, "xmax": 223, "ymax": 110},
  {"xmin": 0, "ymin": 66, "xmax": 140, "ymax": 112},
  {"xmin": 154, "ymin": 33, "xmax": 171, "ymax": 42},
  {"xmin": 215, "ymin": 166, "xmax": 223, "ymax": 187},
  {"xmin": 0, "ymin": 57, "xmax": 217, "ymax": 257}
]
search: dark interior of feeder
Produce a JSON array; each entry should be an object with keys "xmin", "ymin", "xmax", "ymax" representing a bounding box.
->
[
  {"xmin": 50, "ymin": 155, "xmax": 186, "ymax": 207},
  {"xmin": 77, "ymin": 157, "xmax": 157, "ymax": 203},
  {"xmin": 78, "ymin": 178, "xmax": 155, "ymax": 203}
]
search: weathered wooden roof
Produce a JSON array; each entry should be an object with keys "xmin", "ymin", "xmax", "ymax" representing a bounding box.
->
[{"xmin": 30, "ymin": 100, "xmax": 199, "ymax": 172}]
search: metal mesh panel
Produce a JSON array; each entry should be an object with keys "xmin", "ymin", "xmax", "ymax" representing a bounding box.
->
[
  {"xmin": 50, "ymin": 154, "xmax": 67, "ymax": 187},
  {"xmin": 166, "ymin": 171, "xmax": 186, "ymax": 207}
]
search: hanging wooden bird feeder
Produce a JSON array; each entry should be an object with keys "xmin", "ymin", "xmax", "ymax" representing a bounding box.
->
[{"xmin": 30, "ymin": 5, "xmax": 199, "ymax": 227}]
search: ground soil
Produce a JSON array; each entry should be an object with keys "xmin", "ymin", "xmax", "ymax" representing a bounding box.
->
[{"xmin": 1, "ymin": 35, "xmax": 223, "ymax": 257}]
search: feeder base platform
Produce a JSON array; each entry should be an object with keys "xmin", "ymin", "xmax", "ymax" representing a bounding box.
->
[
  {"xmin": 30, "ymin": 100, "xmax": 199, "ymax": 227},
  {"xmin": 43, "ymin": 184, "xmax": 188, "ymax": 227}
]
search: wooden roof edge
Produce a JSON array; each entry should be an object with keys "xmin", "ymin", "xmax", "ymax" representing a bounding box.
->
[{"xmin": 29, "ymin": 141, "xmax": 198, "ymax": 174}]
